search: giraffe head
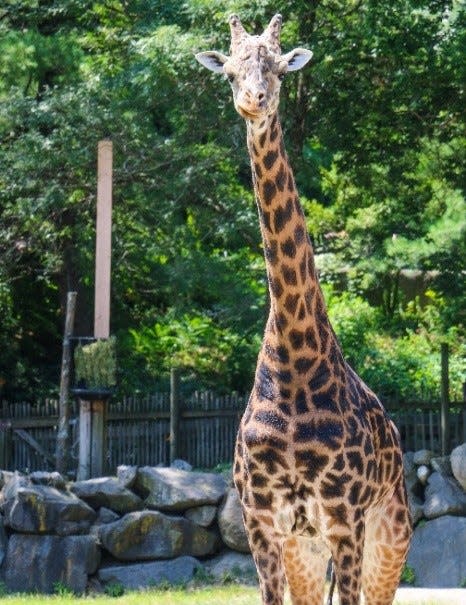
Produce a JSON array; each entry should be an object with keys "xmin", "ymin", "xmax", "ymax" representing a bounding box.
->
[{"xmin": 195, "ymin": 14, "xmax": 312, "ymax": 121}]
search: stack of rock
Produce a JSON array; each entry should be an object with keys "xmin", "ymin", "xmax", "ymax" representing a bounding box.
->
[
  {"xmin": 1, "ymin": 443, "xmax": 465, "ymax": 594},
  {"xmin": 0, "ymin": 462, "xmax": 253, "ymax": 594},
  {"xmin": 404, "ymin": 443, "xmax": 466, "ymax": 587}
]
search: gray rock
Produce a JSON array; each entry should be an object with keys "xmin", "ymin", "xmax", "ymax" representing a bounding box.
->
[
  {"xmin": 3, "ymin": 533, "xmax": 100, "ymax": 594},
  {"xmin": 30, "ymin": 471, "xmax": 66, "ymax": 489},
  {"xmin": 0, "ymin": 471, "xmax": 15, "ymax": 509},
  {"xmin": 2, "ymin": 473, "xmax": 95, "ymax": 535},
  {"xmin": 0, "ymin": 470, "xmax": 14, "ymax": 491},
  {"xmin": 185, "ymin": 505, "xmax": 217, "ymax": 527},
  {"xmin": 407, "ymin": 493, "xmax": 424, "ymax": 526},
  {"xmin": 134, "ymin": 466, "xmax": 227, "ymax": 511},
  {"xmin": 171, "ymin": 459, "xmax": 193, "ymax": 472},
  {"xmin": 403, "ymin": 452, "xmax": 415, "ymax": 476},
  {"xmin": 98, "ymin": 556, "xmax": 201, "ymax": 590},
  {"xmin": 416, "ymin": 465, "xmax": 430, "ymax": 485},
  {"xmin": 70, "ymin": 477, "xmax": 143, "ymax": 513},
  {"xmin": 205, "ymin": 551, "xmax": 257, "ymax": 583},
  {"xmin": 99, "ymin": 510, "xmax": 218, "ymax": 561},
  {"xmin": 451, "ymin": 443, "xmax": 466, "ymax": 491},
  {"xmin": 431, "ymin": 455, "xmax": 453, "ymax": 476},
  {"xmin": 218, "ymin": 488, "xmax": 250, "ymax": 553},
  {"xmin": 423, "ymin": 471, "xmax": 466, "ymax": 519},
  {"xmin": 404, "ymin": 467, "xmax": 420, "ymax": 498},
  {"xmin": 0, "ymin": 513, "xmax": 7, "ymax": 567},
  {"xmin": 407, "ymin": 516, "xmax": 466, "ymax": 587},
  {"xmin": 97, "ymin": 506, "xmax": 120, "ymax": 524},
  {"xmin": 86, "ymin": 576, "xmax": 104, "ymax": 595},
  {"xmin": 117, "ymin": 465, "xmax": 138, "ymax": 489},
  {"xmin": 413, "ymin": 449, "xmax": 434, "ymax": 466}
]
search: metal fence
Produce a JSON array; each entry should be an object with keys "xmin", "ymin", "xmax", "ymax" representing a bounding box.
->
[{"xmin": 0, "ymin": 394, "xmax": 464, "ymax": 475}]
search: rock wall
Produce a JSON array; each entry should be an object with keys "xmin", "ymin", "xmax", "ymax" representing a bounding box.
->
[
  {"xmin": 0, "ymin": 462, "xmax": 250, "ymax": 594},
  {"xmin": 404, "ymin": 443, "xmax": 466, "ymax": 587},
  {"xmin": 0, "ymin": 443, "xmax": 465, "ymax": 594}
]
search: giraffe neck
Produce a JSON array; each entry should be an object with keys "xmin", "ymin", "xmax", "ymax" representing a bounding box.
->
[{"xmin": 247, "ymin": 112, "xmax": 340, "ymax": 368}]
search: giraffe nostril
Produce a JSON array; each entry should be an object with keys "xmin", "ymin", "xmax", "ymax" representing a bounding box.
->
[{"xmin": 257, "ymin": 92, "xmax": 265, "ymax": 101}]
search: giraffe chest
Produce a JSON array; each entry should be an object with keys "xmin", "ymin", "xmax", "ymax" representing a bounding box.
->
[{"xmin": 235, "ymin": 392, "xmax": 383, "ymax": 512}]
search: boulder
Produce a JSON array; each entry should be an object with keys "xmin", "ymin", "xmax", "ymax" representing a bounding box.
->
[
  {"xmin": 407, "ymin": 493, "xmax": 424, "ymax": 526},
  {"xmin": 423, "ymin": 471, "xmax": 466, "ymax": 519},
  {"xmin": 2, "ymin": 473, "xmax": 95, "ymax": 535},
  {"xmin": 407, "ymin": 516, "xmax": 466, "ymax": 587},
  {"xmin": 30, "ymin": 471, "xmax": 67, "ymax": 490},
  {"xmin": 403, "ymin": 452, "xmax": 422, "ymax": 501},
  {"xmin": 416, "ymin": 465, "xmax": 430, "ymax": 485},
  {"xmin": 97, "ymin": 506, "xmax": 120, "ymax": 524},
  {"xmin": 218, "ymin": 488, "xmax": 250, "ymax": 553},
  {"xmin": 205, "ymin": 550, "xmax": 257, "ymax": 583},
  {"xmin": 451, "ymin": 443, "xmax": 466, "ymax": 491},
  {"xmin": 2, "ymin": 533, "xmax": 100, "ymax": 594},
  {"xmin": 98, "ymin": 556, "xmax": 201, "ymax": 590},
  {"xmin": 413, "ymin": 449, "xmax": 433, "ymax": 466},
  {"xmin": 0, "ymin": 470, "xmax": 14, "ymax": 490},
  {"xmin": 99, "ymin": 510, "xmax": 219, "ymax": 561},
  {"xmin": 185, "ymin": 505, "xmax": 217, "ymax": 527},
  {"xmin": 403, "ymin": 452, "xmax": 415, "ymax": 476},
  {"xmin": 171, "ymin": 459, "xmax": 193, "ymax": 472},
  {"xmin": 431, "ymin": 455, "xmax": 453, "ymax": 476},
  {"xmin": 116, "ymin": 465, "xmax": 138, "ymax": 489},
  {"xmin": 70, "ymin": 477, "xmax": 143, "ymax": 513},
  {"xmin": 134, "ymin": 466, "xmax": 227, "ymax": 511},
  {"xmin": 0, "ymin": 513, "xmax": 7, "ymax": 567}
]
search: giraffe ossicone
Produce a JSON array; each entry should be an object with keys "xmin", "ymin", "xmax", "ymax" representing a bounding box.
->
[{"xmin": 196, "ymin": 14, "xmax": 412, "ymax": 605}]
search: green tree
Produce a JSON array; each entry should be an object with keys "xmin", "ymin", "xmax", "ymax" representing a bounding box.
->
[{"xmin": 0, "ymin": 0, "xmax": 463, "ymax": 399}]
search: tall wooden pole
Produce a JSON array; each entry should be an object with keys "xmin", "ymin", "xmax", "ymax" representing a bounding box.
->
[
  {"xmin": 78, "ymin": 141, "xmax": 113, "ymax": 479},
  {"xmin": 94, "ymin": 139, "xmax": 113, "ymax": 339},
  {"xmin": 56, "ymin": 291, "xmax": 77, "ymax": 474}
]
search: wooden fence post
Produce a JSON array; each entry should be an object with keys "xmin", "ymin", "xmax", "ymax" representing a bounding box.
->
[
  {"xmin": 440, "ymin": 343, "xmax": 450, "ymax": 456},
  {"xmin": 170, "ymin": 368, "xmax": 181, "ymax": 463},
  {"xmin": 56, "ymin": 291, "xmax": 77, "ymax": 474},
  {"xmin": 0, "ymin": 420, "xmax": 12, "ymax": 469},
  {"xmin": 78, "ymin": 400, "xmax": 92, "ymax": 480}
]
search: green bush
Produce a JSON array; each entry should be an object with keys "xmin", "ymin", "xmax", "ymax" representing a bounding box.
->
[
  {"xmin": 74, "ymin": 336, "xmax": 117, "ymax": 389},
  {"xmin": 326, "ymin": 287, "xmax": 465, "ymax": 402},
  {"xmin": 400, "ymin": 564, "xmax": 416, "ymax": 585},
  {"xmin": 128, "ymin": 311, "xmax": 261, "ymax": 391}
]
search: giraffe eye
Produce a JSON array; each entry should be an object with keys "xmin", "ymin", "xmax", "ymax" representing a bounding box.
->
[
  {"xmin": 227, "ymin": 74, "xmax": 235, "ymax": 83},
  {"xmin": 278, "ymin": 73, "xmax": 285, "ymax": 81}
]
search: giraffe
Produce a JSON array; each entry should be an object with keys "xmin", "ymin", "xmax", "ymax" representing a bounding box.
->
[{"xmin": 196, "ymin": 14, "xmax": 412, "ymax": 605}]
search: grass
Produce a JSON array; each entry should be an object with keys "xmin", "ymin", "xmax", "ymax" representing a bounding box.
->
[
  {"xmin": 0, "ymin": 586, "xmax": 262, "ymax": 605},
  {"xmin": 0, "ymin": 585, "xmax": 464, "ymax": 605}
]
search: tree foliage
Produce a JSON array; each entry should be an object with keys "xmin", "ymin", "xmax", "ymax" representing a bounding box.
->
[{"xmin": 0, "ymin": 0, "xmax": 464, "ymax": 400}]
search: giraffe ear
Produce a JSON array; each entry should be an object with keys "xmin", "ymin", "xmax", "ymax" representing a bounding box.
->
[
  {"xmin": 282, "ymin": 48, "xmax": 313, "ymax": 72},
  {"xmin": 195, "ymin": 51, "xmax": 229, "ymax": 73}
]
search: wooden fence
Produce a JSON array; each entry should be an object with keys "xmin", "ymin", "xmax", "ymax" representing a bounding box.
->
[{"xmin": 0, "ymin": 395, "xmax": 465, "ymax": 475}]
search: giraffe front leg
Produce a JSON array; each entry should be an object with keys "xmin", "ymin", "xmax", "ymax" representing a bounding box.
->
[
  {"xmin": 282, "ymin": 535, "xmax": 330, "ymax": 605},
  {"xmin": 243, "ymin": 509, "xmax": 286, "ymax": 605},
  {"xmin": 328, "ymin": 522, "xmax": 365, "ymax": 605}
]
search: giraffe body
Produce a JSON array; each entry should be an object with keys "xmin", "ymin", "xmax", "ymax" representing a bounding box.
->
[{"xmin": 196, "ymin": 15, "xmax": 412, "ymax": 605}]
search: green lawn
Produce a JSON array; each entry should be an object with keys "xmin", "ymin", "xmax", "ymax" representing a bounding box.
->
[
  {"xmin": 0, "ymin": 586, "xmax": 463, "ymax": 605},
  {"xmin": 1, "ymin": 586, "xmax": 261, "ymax": 605}
]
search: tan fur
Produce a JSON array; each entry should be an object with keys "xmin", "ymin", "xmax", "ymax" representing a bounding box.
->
[{"xmin": 196, "ymin": 14, "xmax": 412, "ymax": 605}]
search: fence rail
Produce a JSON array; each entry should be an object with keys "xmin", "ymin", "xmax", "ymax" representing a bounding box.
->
[{"xmin": 0, "ymin": 395, "xmax": 465, "ymax": 475}]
